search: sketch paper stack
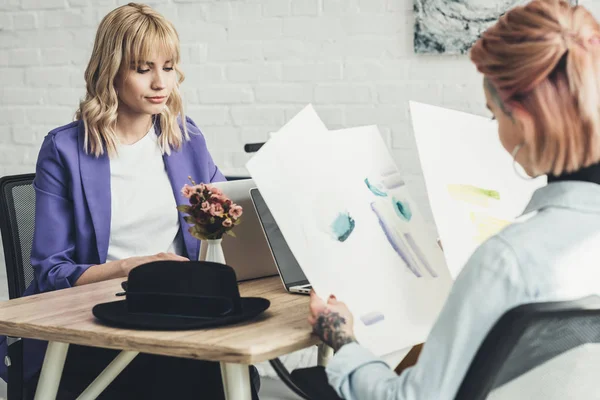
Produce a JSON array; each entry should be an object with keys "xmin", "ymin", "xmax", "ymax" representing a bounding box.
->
[
  {"xmin": 246, "ymin": 105, "xmax": 453, "ymax": 357},
  {"xmin": 410, "ymin": 101, "xmax": 547, "ymax": 278}
]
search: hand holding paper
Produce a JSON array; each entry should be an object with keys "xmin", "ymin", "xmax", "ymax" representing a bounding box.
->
[{"xmin": 308, "ymin": 290, "xmax": 357, "ymax": 352}]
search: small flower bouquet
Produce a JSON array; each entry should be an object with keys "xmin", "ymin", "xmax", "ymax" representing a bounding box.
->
[{"xmin": 177, "ymin": 177, "xmax": 243, "ymax": 240}]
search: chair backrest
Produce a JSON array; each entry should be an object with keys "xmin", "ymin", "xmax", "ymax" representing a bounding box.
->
[
  {"xmin": 0, "ymin": 174, "xmax": 36, "ymax": 299},
  {"xmin": 244, "ymin": 142, "xmax": 265, "ymax": 153},
  {"xmin": 455, "ymin": 296, "xmax": 600, "ymax": 400}
]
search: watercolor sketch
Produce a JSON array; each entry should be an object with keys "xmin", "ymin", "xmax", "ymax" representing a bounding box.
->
[
  {"xmin": 248, "ymin": 107, "xmax": 453, "ymax": 357},
  {"xmin": 410, "ymin": 101, "xmax": 546, "ymax": 278},
  {"xmin": 317, "ymin": 169, "xmax": 439, "ymax": 279},
  {"xmin": 414, "ymin": 0, "xmax": 579, "ymax": 54},
  {"xmin": 369, "ymin": 174, "xmax": 438, "ymax": 278},
  {"xmin": 447, "ymin": 184, "xmax": 512, "ymax": 245}
]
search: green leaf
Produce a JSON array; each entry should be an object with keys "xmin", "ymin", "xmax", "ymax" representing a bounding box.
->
[
  {"xmin": 183, "ymin": 216, "xmax": 196, "ymax": 224},
  {"xmin": 176, "ymin": 205, "xmax": 192, "ymax": 213},
  {"xmin": 226, "ymin": 230, "xmax": 236, "ymax": 238}
]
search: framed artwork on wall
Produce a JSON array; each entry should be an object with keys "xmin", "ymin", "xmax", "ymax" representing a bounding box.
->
[{"xmin": 414, "ymin": 0, "xmax": 580, "ymax": 54}]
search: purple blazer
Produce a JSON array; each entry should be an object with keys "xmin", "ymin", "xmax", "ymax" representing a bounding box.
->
[{"xmin": 0, "ymin": 116, "xmax": 225, "ymax": 383}]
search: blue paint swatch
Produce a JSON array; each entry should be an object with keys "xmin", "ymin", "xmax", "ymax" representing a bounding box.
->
[
  {"xmin": 331, "ymin": 212, "xmax": 355, "ymax": 242},
  {"xmin": 364, "ymin": 178, "xmax": 388, "ymax": 197},
  {"xmin": 393, "ymin": 197, "xmax": 412, "ymax": 222}
]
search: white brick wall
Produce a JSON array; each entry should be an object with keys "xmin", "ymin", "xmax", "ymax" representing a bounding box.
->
[
  {"xmin": 3, "ymin": 0, "xmax": 600, "ymax": 302},
  {"xmin": 0, "ymin": 0, "xmax": 494, "ymax": 184}
]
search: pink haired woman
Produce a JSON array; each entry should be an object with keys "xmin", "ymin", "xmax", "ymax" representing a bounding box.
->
[{"xmin": 308, "ymin": 1, "xmax": 600, "ymax": 399}]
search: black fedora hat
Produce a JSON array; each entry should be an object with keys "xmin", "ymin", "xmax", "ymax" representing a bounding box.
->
[{"xmin": 93, "ymin": 261, "xmax": 270, "ymax": 330}]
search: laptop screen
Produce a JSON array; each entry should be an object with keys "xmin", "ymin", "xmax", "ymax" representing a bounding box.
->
[{"xmin": 249, "ymin": 188, "xmax": 309, "ymax": 287}]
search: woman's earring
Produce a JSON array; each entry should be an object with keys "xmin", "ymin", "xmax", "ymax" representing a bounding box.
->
[{"xmin": 512, "ymin": 143, "xmax": 533, "ymax": 180}]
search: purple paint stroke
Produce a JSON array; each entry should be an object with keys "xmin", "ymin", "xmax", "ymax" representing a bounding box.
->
[
  {"xmin": 404, "ymin": 232, "xmax": 438, "ymax": 278},
  {"xmin": 370, "ymin": 202, "xmax": 422, "ymax": 278},
  {"xmin": 360, "ymin": 311, "xmax": 385, "ymax": 326}
]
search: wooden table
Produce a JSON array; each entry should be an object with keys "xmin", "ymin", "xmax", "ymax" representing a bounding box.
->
[{"xmin": 0, "ymin": 276, "xmax": 325, "ymax": 400}]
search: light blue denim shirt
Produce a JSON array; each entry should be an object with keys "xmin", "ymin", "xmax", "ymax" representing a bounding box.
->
[{"xmin": 326, "ymin": 181, "xmax": 600, "ymax": 400}]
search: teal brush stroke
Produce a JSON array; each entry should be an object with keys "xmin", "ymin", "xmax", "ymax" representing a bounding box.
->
[
  {"xmin": 364, "ymin": 178, "xmax": 387, "ymax": 197},
  {"xmin": 393, "ymin": 197, "xmax": 412, "ymax": 222},
  {"xmin": 331, "ymin": 212, "xmax": 355, "ymax": 242}
]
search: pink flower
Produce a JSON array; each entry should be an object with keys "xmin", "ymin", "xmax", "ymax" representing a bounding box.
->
[
  {"xmin": 180, "ymin": 178, "xmax": 244, "ymax": 240},
  {"xmin": 210, "ymin": 203, "xmax": 224, "ymax": 217},
  {"xmin": 208, "ymin": 185, "xmax": 223, "ymax": 196},
  {"xmin": 210, "ymin": 193, "xmax": 227, "ymax": 203},
  {"xmin": 181, "ymin": 184, "xmax": 195, "ymax": 199},
  {"xmin": 229, "ymin": 205, "xmax": 243, "ymax": 219}
]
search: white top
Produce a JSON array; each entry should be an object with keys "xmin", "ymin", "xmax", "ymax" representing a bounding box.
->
[{"xmin": 106, "ymin": 125, "xmax": 184, "ymax": 262}]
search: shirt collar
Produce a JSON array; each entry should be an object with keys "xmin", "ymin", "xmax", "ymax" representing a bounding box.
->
[{"xmin": 521, "ymin": 181, "xmax": 600, "ymax": 215}]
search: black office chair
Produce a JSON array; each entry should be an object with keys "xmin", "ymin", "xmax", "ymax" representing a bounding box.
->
[
  {"xmin": 288, "ymin": 296, "xmax": 600, "ymax": 400},
  {"xmin": 455, "ymin": 295, "xmax": 600, "ymax": 399},
  {"xmin": 0, "ymin": 173, "xmax": 37, "ymax": 400},
  {"xmin": 244, "ymin": 143, "xmax": 265, "ymax": 153}
]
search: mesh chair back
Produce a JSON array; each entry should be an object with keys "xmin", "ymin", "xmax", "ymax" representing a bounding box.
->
[
  {"xmin": 0, "ymin": 174, "xmax": 36, "ymax": 299},
  {"xmin": 455, "ymin": 296, "xmax": 600, "ymax": 400}
]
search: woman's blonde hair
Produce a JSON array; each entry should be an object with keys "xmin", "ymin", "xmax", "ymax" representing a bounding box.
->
[
  {"xmin": 76, "ymin": 2, "xmax": 187, "ymax": 157},
  {"xmin": 470, "ymin": 0, "xmax": 600, "ymax": 176}
]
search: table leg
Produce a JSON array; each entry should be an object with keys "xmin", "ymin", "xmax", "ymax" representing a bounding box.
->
[
  {"xmin": 34, "ymin": 341, "xmax": 69, "ymax": 400},
  {"xmin": 76, "ymin": 351, "xmax": 139, "ymax": 400},
  {"xmin": 317, "ymin": 343, "xmax": 333, "ymax": 367},
  {"xmin": 220, "ymin": 362, "xmax": 252, "ymax": 400}
]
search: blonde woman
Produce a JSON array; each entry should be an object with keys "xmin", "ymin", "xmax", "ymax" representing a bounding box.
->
[
  {"xmin": 308, "ymin": 1, "xmax": 600, "ymax": 399},
  {"xmin": 0, "ymin": 3, "xmax": 260, "ymax": 399}
]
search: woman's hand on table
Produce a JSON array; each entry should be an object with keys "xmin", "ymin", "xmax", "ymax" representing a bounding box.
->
[{"xmin": 308, "ymin": 290, "xmax": 357, "ymax": 352}]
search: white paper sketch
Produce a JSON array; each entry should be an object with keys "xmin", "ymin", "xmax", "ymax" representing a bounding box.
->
[
  {"xmin": 410, "ymin": 101, "xmax": 547, "ymax": 278},
  {"xmin": 247, "ymin": 106, "xmax": 452, "ymax": 356}
]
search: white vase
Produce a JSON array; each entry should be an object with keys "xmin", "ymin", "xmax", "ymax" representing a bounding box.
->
[{"xmin": 204, "ymin": 238, "xmax": 226, "ymax": 264}]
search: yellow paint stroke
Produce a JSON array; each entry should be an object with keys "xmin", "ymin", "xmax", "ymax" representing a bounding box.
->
[
  {"xmin": 447, "ymin": 184, "xmax": 500, "ymax": 208},
  {"xmin": 469, "ymin": 212, "xmax": 511, "ymax": 243}
]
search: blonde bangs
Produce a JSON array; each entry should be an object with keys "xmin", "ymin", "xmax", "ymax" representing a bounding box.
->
[
  {"xmin": 125, "ymin": 16, "xmax": 180, "ymax": 72},
  {"xmin": 76, "ymin": 3, "xmax": 188, "ymax": 158}
]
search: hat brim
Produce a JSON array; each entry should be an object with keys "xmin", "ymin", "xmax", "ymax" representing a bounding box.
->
[{"xmin": 92, "ymin": 297, "xmax": 270, "ymax": 330}]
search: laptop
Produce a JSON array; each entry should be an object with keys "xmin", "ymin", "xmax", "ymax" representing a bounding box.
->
[
  {"xmin": 198, "ymin": 179, "xmax": 279, "ymax": 282},
  {"xmin": 249, "ymin": 188, "xmax": 312, "ymax": 295}
]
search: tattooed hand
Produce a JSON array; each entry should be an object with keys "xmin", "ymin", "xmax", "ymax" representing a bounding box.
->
[{"xmin": 308, "ymin": 290, "xmax": 357, "ymax": 352}]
